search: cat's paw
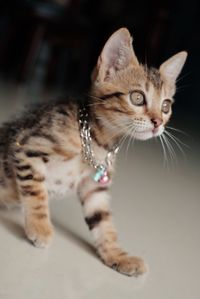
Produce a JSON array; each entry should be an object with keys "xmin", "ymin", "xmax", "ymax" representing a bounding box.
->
[
  {"xmin": 104, "ymin": 253, "xmax": 147, "ymax": 276},
  {"xmin": 25, "ymin": 221, "xmax": 54, "ymax": 248}
]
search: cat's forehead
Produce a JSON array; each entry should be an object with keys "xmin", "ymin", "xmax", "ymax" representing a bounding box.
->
[
  {"xmin": 145, "ymin": 67, "xmax": 163, "ymax": 90},
  {"xmin": 111, "ymin": 65, "xmax": 163, "ymax": 94},
  {"xmin": 130, "ymin": 66, "xmax": 163, "ymax": 93}
]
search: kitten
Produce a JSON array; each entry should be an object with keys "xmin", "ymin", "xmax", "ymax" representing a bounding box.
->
[{"xmin": 0, "ymin": 28, "xmax": 187, "ymax": 276}]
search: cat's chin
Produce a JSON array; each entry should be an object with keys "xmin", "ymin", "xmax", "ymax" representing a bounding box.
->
[
  {"xmin": 134, "ymin": 128, "xmax": 164, "ymax": 140},
  {"xmin": 134, "ymin": 131, "xmax": 154, "ymax": 141}
]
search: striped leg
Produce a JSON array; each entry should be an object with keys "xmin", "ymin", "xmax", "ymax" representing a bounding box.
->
[
  {"xmin": 14, "ymin": 152, "xmax": 53, "ymax": 248},
  {"xmin": 78, "ymin": 177, "xmax": 147, "ymax": 276}
]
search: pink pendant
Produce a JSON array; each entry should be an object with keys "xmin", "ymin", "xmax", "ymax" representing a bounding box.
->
[{"xmin": 99, "ymin": 173, "xmax": 110, "ymax": 184}]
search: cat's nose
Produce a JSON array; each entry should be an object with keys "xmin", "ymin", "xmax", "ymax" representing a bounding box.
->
[{"xmin": 151, "ymin": 118, "xmax": 162, "ymax": 128}]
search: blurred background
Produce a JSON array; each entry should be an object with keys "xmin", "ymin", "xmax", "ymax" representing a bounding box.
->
[{"xmin": 0, "ymin": 0, "xmax": 199, "ymax": 152}]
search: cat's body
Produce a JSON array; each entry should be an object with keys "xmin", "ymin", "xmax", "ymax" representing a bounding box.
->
[
  {"xmin": 0, "ymin": 28, "xmax": 187, "ymax": 276},
  {"xmin": 0, "ymin": 98, "xmax": 112, "ymax": 201}
]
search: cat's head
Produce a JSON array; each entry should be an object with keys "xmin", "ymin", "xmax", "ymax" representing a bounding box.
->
[{"xmin": 90, "ymin": 28, "xmax": 187, "ymax": 141}]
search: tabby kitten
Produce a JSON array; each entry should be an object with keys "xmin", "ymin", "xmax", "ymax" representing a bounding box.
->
[{"xmin": 0, "ymin": 28, "xmax": 187, "ymax": 276}]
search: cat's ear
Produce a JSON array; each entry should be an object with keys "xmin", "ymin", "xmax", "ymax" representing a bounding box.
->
[
  {"xmin": 159, "ymin": 51, "xmax": 188, "ymax": 84},
  {"xmin": 92, "ymin": 28, "xmax": 139, "ymax": 83}
]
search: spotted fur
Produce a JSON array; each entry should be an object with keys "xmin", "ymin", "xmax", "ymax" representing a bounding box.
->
[{"xmin": 0, "ymin": 28, "xmax": 187, "ymax": 276}]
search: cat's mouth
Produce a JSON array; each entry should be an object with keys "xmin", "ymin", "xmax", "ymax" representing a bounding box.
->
[
  {"xmin": 134, "ymin": 130, "xmax": 153, "ymax": 140},
  {"xmin": 134, "ymin": 127, "xmax": 164, "ymax": 140}
]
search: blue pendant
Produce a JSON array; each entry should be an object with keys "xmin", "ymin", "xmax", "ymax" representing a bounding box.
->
[{"xmin": 93, "ymin": 166, "xmax": 110, "ymax": 184}]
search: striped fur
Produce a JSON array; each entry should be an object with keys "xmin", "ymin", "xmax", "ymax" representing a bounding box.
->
[{"xmin": 0, "ymin": 28, "xmax": 187, "ymax": 276}]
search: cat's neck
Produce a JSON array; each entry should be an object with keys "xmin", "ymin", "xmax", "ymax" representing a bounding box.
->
[{"xmin": 89, "ymin": 105, "xmax": 121, "ymax": 152}]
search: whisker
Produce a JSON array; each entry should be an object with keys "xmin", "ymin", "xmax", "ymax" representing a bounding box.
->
[
  {"xmin": 164, "ymin": 131, "xmax": 187, "ymax": 160},
  {"xmin": 87, "ymin": 101, "xmax": 108, "ymax": 107},
  {"xmin": 87, "ymin": 94, "xmax": 104, "ymax": 102},
  {"xmin": 175, "ymin": 84, "xmax": 192, "ymax": 92},
  {"xmin": 118, "ymin": 134, "xmax": 129, "ymax": 150},
  {"xmin": 166, "ymin": 126, "xmax": 190, "ymax": 137},
  {"xmin": 125, "ymin": 126, "xmax": 136, "ymax": 159},
  {"xmin": 131, "ymin": 128, "xmax": 136, "ymax": 146},
  {"xmin": 176, "ymin": 71, "xmax": 191, "ymax": 83},
  {"xmin": 162, "ymin": 133, "xmax": 177, "ymax": 166},
  {"xmin": 165, "ymin": 130, "xmax": 190, "ymax": 148},
  {"xmin": 122, "ymin": 125, "xmax": 134, "ymax": 149},
  {"xmin": 116, "ymin": 123, "xmax": 136, "ymax": 159},
  {"xmin": 159, "ymin": 135, "xmax": 168, "ymax": 167},
  {"xmin": 161, "ymin": 134, "xmax": 174, "ymax": 170}
]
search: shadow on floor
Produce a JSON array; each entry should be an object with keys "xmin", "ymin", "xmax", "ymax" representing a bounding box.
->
[
  {"xmin": 0, "ymin": 208, "xmax": 97, "ymax": 259},
  {"xmin": 53, "ymin": 217, "xmax": 97, "ymax": 258},
  {"xmin": 0, "ymin": 213, "xmax": 25, "ymax": 240}
]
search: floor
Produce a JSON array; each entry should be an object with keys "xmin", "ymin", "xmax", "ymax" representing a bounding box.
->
[{"xmin": 0, "ymin": 82, "xmax": 200, "ymax": 299}]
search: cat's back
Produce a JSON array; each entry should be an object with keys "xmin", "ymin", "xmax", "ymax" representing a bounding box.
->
[{"xmin": 0, "ymin": 97, "xmax": 79, "ymax": 149}]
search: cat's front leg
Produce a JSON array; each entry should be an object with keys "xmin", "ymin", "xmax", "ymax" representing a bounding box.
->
[
  {"xmin": 14, "ymin": 151, "xmax": 53, "ymax": 248},
  {"xmin": 78, "ymin": 176, "xmax": 147, "ymax": 276}
]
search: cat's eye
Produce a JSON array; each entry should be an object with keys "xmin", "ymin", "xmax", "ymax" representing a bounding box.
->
[
  {"xmin": 162, "ymin": 99, "xmax": 172, "ymax": 114},
  {"xmin": 130, "ymin": 91, "xmax": 145, "ymax": 106}
]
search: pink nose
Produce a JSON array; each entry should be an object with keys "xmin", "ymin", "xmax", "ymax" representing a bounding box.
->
[{"xmin": 151, "ymin": 118, "xmax": 162, "ymax": 128}]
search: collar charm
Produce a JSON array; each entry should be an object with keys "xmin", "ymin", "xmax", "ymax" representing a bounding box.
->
[{"xmin": 93, "ymin": 165, "xmax": 110, "ymax": 185}]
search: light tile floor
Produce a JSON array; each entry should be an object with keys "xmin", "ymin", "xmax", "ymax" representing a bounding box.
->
[{"xmin": 0, "ymin": 82, "xmax": 199, "ymax": 299}]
